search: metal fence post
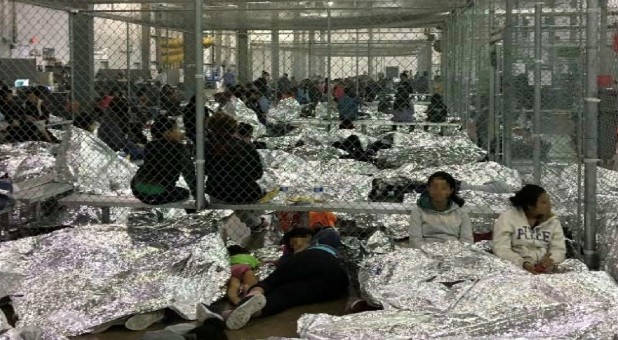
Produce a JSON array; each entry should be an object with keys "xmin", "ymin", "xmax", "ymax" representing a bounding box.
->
[
  {"xmin": 326, "ymin": 5, "xmax": 332, "ymax": 128},
  {"xmin": 195, "ymin": 0, "xmax": 206, "ymax": 210},
  {"xmin": 502, "ymin": 0, "xmax": 514, "ymax": 167},
  {"xmin": 533, "ymin": 2, "xmax": 543, "ymax": 184},
  {"xmin": 583, "ymin": 0, "xmax": 600, "ymax": 269}
]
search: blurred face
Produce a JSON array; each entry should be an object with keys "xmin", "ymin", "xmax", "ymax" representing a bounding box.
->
[
  {"xmin": 27, "ymin": 93, "xmax": 38, "ymax": 103},
  {"xmin": 529, "ymin": 192, "xmax": 552, "ymax": 217},
  {"xmin": 165, "ymin": 125, "xmax": 184, "ymax": 142},
  {"xmin": 290, "ymin": 236, "xmax": 311, "ymax": 253},
  {"xmin": 427, "ymin": 178, "xmax": 453, "ymax": 205}
]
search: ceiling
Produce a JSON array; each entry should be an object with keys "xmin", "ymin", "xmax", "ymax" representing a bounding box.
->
[{"xmin": 16, "ymin": 0, "xmax": 466, "ymax": 31}]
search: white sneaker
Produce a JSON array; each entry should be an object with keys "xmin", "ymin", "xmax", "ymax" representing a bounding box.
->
[
  {"xmin": 125, "ymin": 310, "xmax": 165, "ymax": 331},
  {"xmin": 225, "ymin": 295, "xmax": 266, "ymax": 330}
]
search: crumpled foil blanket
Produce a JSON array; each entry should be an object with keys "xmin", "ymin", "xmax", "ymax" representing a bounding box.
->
[
  {"xmin": 376, "ymin": 131, "xmax": 486, "ymax": 168},
  {"xmin": 0, "ymin": 220, "xmax": 229, "ymax": 336},
  {"xmin": 297, "ymin": 243, "xmax": 618, "ymax": 339},
  {"xmin": 380, "ymin": 161, "xmax": 522, "ymax": 190},
  {"xmin": 358, "ymin": 242, "xmax": 524, "ymax": 310},
  {"xmin": 59, "ymin": 126, "xmax": 137, "ymax": 195},
  {"xmin": 0, "ymin": 327, "xmax": 68, "ymax": 340},
  {"xmin": 269, "ymin": 97, "xmax": 301, "ymax": 122},
  {"xmin": 0, "ymin": 142, "xmax": 57, "ymax": 183},
  {"xmin": 260, "ymin": 160, "xmax": 373, "ymax": 203}
]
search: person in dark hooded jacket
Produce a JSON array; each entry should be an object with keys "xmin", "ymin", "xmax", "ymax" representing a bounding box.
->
[
  {"xmin": 131, "ymin": 116, "xmax": 199, "ymax": 206},
  {"xmin": 205, "ymin": 112, "xmax": 266, "ymax": 230}
]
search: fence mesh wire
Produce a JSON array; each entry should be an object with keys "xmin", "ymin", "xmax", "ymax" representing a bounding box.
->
[{"xmin": 0, "ymin": 0, "xmax": 604, "ymax": 258}]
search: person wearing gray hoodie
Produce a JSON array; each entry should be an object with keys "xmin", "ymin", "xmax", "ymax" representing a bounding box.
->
[
  {"xmin": 409, "ymin": 171, "xmax": 473, "ymax": 248},
  {"xmin": 492, "ymin": 184, "xmax": 566, "ymax": 274}
]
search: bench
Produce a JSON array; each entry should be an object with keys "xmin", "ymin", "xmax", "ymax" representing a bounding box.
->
[
  {"xmin": 59, "ymin": 193, "xmax": 498, "ymax": 223},
  {"xmin": 11, "ymin": 182, "xmax": 74, "ymax": 220}
]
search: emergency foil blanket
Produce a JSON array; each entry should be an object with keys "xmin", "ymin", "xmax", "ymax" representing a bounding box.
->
[
  {"xmin": 0, "ymin": 221, "xmax": 229, "ymax": 336},
  {"xmin": 298, "ymin": 243, "xmax": 618, "ymax": 339},
  {"xmin": 380, "ymin": 161, "xmax": 522, "ymax": 191},
  {"xmin": 0, "ymin": 142, "xmax": 57, "ymax": 183},
  {"xmin": 375, "ymin": 131, "xmax": 486, "ymax": 169}
]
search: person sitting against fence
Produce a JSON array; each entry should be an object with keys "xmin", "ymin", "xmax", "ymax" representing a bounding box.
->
[
  {"xmin": 132, "ymin": 88, "xmax": 152, "ymax": 124},
  {"xmin": 23, "ymin": 86, "xmax": 51, "ymax": 122},
  {"xmin": 0, "ymin": 86, "xmax": 56, "ymax": 143},
  {"xmin": 391, "ymin": 72, "xmax": 415, "ymax": 123},
  {"xmin": 219, "ymin": 225, "xmax": 348, "ymax": 330},
  {"xmin": 409, "ymin": 171, "xmax": 473, "ymax": 248},
  {"xmin": 236, "ymin": 122, "xmax": 267, "ymax": 149},
  {"xmin": 183, "ymin": 94, "xmax": 214, "ymax": 146},
  {"xmin": 205, "ymin": 112, "xmax": 268, "ymax": 232},
  {"xmin": 160, "ymin": 85, "xmax": 181, "ymax": 117},
  {"xmin": 98, "ymin": 97, "xmax": 144, "ymax": 160},
  {"xmin": 244, "ymin": 89, "xmax": 269, "ymax": 125},
  {"xmin": 226, "ymin": 245, "xmax": 260, "ymax": 306},
  {"xmin": 492, "ymin": 184, "xmax": 566, "ymax": 274},
  {"xmin": 130, "ymin": 116, "xmax": 199, "ymax": 206},
  {"xmin": 97, "ymin": 89, "xmax": 118, "ymax": 111},
  {"xmin": 425, "ymin": 93, "xmax": 448, "ymax": 132},
  {"xmin": 73, "ymin": 113, "xmax": 97, "ymax": 133},
  {"xmin": 337, "ymin": 87, "xmax": 362, "ymax": 122}
]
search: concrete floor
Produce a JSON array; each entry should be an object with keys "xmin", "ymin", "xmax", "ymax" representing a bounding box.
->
[{"xmin": 71, "ymin": 298, "xmax": 347, "ymax": 340}]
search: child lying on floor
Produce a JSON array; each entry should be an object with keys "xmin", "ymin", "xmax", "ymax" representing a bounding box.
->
[{"xmin": 227, "ymin": 245, "xmax": 260, "ymax": 305}]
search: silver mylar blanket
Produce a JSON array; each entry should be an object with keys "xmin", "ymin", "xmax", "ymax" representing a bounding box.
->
[
  {"xmin": 0, "ymin": 219, "xmax": 228, "ymax": 336},
  {"xmin": 375, "ymin": 131, "xmax": 486, "ymax": 169},
  {"xmin": 297, "ymin": 242, "xmax": 618, "ymax": 339}
]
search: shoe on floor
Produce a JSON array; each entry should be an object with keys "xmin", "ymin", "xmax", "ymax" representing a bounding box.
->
[
  {"xmin": 348, "ymin": 299, "xmax": 382, "ymax": 314},
  {"xmin": 196, "ymin": 303, "xmax": 223, "ymax": 323},
  {"xmin": 225, "ymin": 294, "xmax": 266, "ymax": 330},
  {"xmin": 125, "ymin": 310, "xmax": 165, "ymax": 331}
]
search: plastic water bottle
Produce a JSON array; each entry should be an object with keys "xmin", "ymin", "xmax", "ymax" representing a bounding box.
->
[
  {"xmin": 312, "ymin": 186, "xmax": 324, "ymax": 203},
  {"xmin": 279, "ymin": 186, "xmax": 289, "ymax": 204}
]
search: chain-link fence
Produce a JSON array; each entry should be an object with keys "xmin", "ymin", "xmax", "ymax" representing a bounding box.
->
[{"xmin": 0, "ymin": 0, "xmax": 605, "ymax": 267}]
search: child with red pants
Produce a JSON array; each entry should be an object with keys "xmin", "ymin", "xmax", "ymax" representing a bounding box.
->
[{"xmin": 227, "ymin": 245, "xmax": 260, "ymax": 306}]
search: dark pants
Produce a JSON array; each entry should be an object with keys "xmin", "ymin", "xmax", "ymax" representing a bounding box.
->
[
  {"xmin": 254, "ymin": 248, "xmax": 348, "ymax": 316},
  {"xmin": 132, "ymin": 186, "xmax": 190, "ymax": 205}
]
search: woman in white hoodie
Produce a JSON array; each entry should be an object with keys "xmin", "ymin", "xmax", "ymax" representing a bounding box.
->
[
  {"xmin": 492, "ymin": 184, "xmax": 566, "ymax": 274},
  {"xmin": 409, "ymin": 171, "xmax": 473, "ymax": 248}
]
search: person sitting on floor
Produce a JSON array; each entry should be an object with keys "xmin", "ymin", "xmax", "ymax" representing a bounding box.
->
[
  {"xmin": 409, "ymin": 171, "xmax": 473, "ymax": 248},
  {"xmin": 220, "ymin": 225, "xmax": 348, "ymax": 330},
  {"xmin": 72, "ymin": 113, "xmax": 97, "ymax": 133},
  {"xmin": 236, "ymin": 122, "xmax": 267, "ymax": 149},
  {"xmin": 98, "ymin": 97, "xmax": 144, "ymax": 160},
  {"xmin": 337, "ymin": 87, "xmax": 361, "ymax": 122},
  {"xmin": 204, "ymin": 112, "xmax": 268, "ymax": 231},
  {"xmin": 0, "ymin": 86, "xmax": 57, "ymax": 143},
  {"xmin": 130, "ymin": 116, "xmax": 199, "ymax": 206},
  {"xmin": 226, "ymin": 245, "xmax": 260, "ymax": 306},
  {"xmin": 492, "ymin": 184, "xmax": 566, "ymax": 274}
]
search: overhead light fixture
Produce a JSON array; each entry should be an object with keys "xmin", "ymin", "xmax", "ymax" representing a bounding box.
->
[{"xmin": 327, "ymin": 1, "xmax": 334, "ymax": 7}]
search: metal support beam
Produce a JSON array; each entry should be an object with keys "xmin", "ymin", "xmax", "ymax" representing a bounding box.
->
[
  {"xmin": 502, "ymin": 1, "xmax": 514, "ymax": 167},
  {"xmin": 70, "ymin": 10, "xmax": 95, "ymax": 110},
  {"xmin": 236, "ymin": 30, "xmax": 249, "ymax": 84},
  {"xmin": 195, "ymin": 0, "xmax": 206, "ymax": 211},
  {"xmin": 583, "ymin": 0, "xmax": 600, "ymax": 269},
  {"xmin": 533, "ymin": 2, "xmax": 543, "ymax": 184},
  {"xmin": 140, "ymin": 4, "xmax": 151, "ymax": 70}
]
